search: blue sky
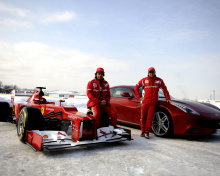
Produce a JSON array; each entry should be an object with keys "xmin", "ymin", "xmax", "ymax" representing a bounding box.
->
[{"xmin": 0, "ymin": 0, "xmax": 220, "ymax": 100}]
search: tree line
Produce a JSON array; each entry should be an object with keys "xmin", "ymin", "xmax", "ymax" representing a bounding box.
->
[{"xmin": 0, "ymin": 81, "xmax": 20, "ymax": 93}]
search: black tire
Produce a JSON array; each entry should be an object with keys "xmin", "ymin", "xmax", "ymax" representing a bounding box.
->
[
  {"xmin": 0, "ymin": 102, "xmax": 10, "ymax": 122},
  {"xmin": 17, "ymin": 107, "xmax": 44, "ymax": 143},
  {"xmin": 8, "ymin": 107, "xmax": 13, "ymax": 122},
  {"xmin": 152, "ymin": 110, "xmax": 173, "ymax": 137}
]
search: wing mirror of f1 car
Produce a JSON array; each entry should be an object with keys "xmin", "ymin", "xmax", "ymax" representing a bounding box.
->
[{"xmin": 59, "ymin": 100, "xmax": 65, "ymax": 106}]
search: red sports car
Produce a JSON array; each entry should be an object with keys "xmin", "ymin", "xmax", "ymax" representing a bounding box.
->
[{"xmin": 110, "ymin": 85, "xmax": 220, "ymax": 137}]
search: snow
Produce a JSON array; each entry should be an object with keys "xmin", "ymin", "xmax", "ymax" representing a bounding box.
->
[{"xmin": 0, "ymin": 94, "xmax": 88, "ymax": 113}]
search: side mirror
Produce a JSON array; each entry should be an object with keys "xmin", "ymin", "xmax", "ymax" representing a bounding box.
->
[
  {"xmin": 121, "ymin": 92, "xmax": 131, "ymax": 98},
  {"xmin": 59, "ymin": 100, "xmax": 65, "ymax": 106}
]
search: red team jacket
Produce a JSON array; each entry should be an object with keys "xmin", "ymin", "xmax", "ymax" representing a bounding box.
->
[
  {"xmin": 135, "ymin": 76, "xmax": 171, "ymax": 105},
  {"xmin": 87, "ymin": 78, "xmax": 111, "ymax": 107}
]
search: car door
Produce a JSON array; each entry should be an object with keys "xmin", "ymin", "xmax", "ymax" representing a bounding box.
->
[
  {"xmin": 110, "ymin": 87, "xmax": 136, "ymax": 123},
  {"xmin": 133, "ymin": 102, "xmax": 142, "ymax": 125},
  {"xmin": 132, "ymin": 87, "xmax": 142, "ymax": 125}
]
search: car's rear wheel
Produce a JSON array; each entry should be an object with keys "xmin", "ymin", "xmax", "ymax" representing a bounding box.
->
[
  {"xmin": 17, "ymin": 107, "xmax": 44, "ymax": 143},
  {"xmin": 0, "ymin": 102, "xmax": 10, "ymax": 122},
  {"xmin": 152, "ymin": 110, "xmax": 173, "ymax": 137}
]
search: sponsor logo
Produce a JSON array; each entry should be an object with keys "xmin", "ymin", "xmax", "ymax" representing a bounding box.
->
[
  {"xmin": 104, "ymin": 83, "xmax": 109, "ymax": 87},
  {"xmin": 41, "ymin": 107, "xmax": 44, "ymax": 114},
  {"xmin": 57, "ymin": 132, "xmax": 65, "ymax": 136},
  {"xmin": 99, "ymin": 129, "xmax": 106, "ymax": 135},
  {"xmin": 145, "ymin": 80, "xmax": 149, "ymax": 84},
  {"xmin": 146, "ymin": 86, "xmax": 158, "ymax": 88},
  {"xmin": 155, "ymin": 80, "xmax": 160, "ymax": 83},
  {"xmin": 93, "ymin": 83, "xmax": 97, "ymax": 87},
  {"xmin": 97, "ymin": 68, "xmax": 104, "ymax": 72},
  {"xmin": 68, "ymin": 114, "xmax": 77, "ymax": 120},
  {"xmin": 72, "ymin": 124, "xmax": 78, "ymax": 131},
  {"xmin": 46, "ymin": 108, "xmax": 54, "ymax": 111}
]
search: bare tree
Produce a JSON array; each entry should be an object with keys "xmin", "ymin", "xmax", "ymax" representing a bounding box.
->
[{"xmin": 0, "ymin": 81, "xmax": 20, "ymax": 93}]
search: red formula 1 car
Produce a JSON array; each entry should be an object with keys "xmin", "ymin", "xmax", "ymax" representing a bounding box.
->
[
  {"xmin": 110, "ymin": 85, "xmax": 220, "ymax": 137},
  {"xmin": 0, "ymin": 87, "xmax": 131, "ymax": 151}
]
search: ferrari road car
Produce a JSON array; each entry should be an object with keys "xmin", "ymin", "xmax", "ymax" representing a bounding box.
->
[
  {"xmin": 110, "ymin": 85, "xmax": 220, "ymax": 137},
  {"xmin": 0, "ymin": 87, "xmax": 132, "ymax": 151}
]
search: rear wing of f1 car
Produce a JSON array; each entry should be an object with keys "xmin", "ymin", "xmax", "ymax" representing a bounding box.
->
[{"xmin": 10, "ymin": 90, "xmax": 35, "ymax": 107}]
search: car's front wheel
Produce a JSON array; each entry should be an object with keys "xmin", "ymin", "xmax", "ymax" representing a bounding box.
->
[
  {"xmin": 152, "ymin": 110, "xmax": 173, "ymax": 137},
  {"xmin": 17, "ymin": 107, "xmax": 44, "ymax": 143}
]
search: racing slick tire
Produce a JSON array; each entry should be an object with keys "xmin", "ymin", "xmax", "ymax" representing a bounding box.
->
[
  {"xmin": 152, "ymin": 110, "xmax": 173, "ymax": 137},
  {"xmin": 0, "ymin": 102, "xmax": 10, "ymax": 122},
  {"xmin": 17, "ymin": 107, "xmax": 44, "ymax": 143}
]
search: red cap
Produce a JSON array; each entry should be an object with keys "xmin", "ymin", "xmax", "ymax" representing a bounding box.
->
[
  {"xmin": 96, "ymin": 67, "xmax": 105, "ymax": 73},
  {"xmin": 148, "ymin": 67, "xmax": 155, "ymax": 72}
]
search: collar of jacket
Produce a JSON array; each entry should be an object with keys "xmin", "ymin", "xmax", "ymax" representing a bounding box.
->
[
  {"xmin": 147, "ymin": 75, "xmax": 157, "ymax": 81},
  {"xmin": 95, "ymin": 77, "xmax": 104, "ymax": 85}
]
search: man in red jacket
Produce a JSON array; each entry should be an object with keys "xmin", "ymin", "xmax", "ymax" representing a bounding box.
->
[
  {"xmin": 135, "ymin": 67, "xmax": 171, "ymax": 139},
  {"xmin": 87, "ymin": 67, "xmax": 117, "ymax": 129}
]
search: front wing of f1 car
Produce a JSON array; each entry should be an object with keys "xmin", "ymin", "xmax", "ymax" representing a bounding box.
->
[{"xmin": 26, "ymin": 126, "xmax": 132, "ymax": 151}]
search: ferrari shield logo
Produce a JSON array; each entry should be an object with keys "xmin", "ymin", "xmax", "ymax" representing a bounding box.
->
[
  {"xmin": 93, "ymin": 83, "xmax": 97, "ymax": 87},
  {"xmin": 145, "ymin": 80, "xmax": 149, "ymax": 84},
  {"xmin": 41, "ymin": 107, "xmax": 44, "ymax": 114}
]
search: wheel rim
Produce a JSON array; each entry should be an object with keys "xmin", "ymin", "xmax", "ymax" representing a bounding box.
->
[
  {"xmin": 152, "ymin": 111, "xmax": 169, "ymax": 136},
  {"xmin": 18, "ymin": 113, "xmax": 24, "ymax": 136}
]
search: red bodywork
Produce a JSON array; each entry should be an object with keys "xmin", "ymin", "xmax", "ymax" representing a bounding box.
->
[
  {"xmin": 13, "ymin": 90, "xmax": 96, "ymax": 142},
  {"xmin": 110, "ymin": 86, "xmax": 220, "ymax": 135}
]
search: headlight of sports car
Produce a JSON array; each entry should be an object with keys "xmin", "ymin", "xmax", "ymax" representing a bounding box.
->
[{"xmin": 171, "ymin": 102, "xmax": 200, "ymax": 116}]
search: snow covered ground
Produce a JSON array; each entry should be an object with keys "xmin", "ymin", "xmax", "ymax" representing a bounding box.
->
[
  {"xmin": 1, "ymin": 120, "xmax": 220, "ymax": 176},
  {"xmin": 0, "ymin": 94, "xmax": 88, "ymax": 113},
  {"xmin": 1, "ymin": 94, "xmax": 220, "ymax": 176}
]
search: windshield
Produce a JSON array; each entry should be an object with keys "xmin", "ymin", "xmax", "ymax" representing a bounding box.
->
[{"xmin": 130, "ymin": 86, "xmax": 169, "ymax": 98}]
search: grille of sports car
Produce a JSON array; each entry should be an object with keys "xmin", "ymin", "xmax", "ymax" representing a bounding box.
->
[{"xmin": 196, "ymin": 119, "xmax": 220, "ymax": 129}]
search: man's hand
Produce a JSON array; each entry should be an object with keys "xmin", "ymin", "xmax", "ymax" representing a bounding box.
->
[
  {"xmin": 140, "ymin": 97, "xmax": 144, "ymax": 101},
  {"xmin": 100, "ymin": 100, "xmax": 107, "ymax": 105}
]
